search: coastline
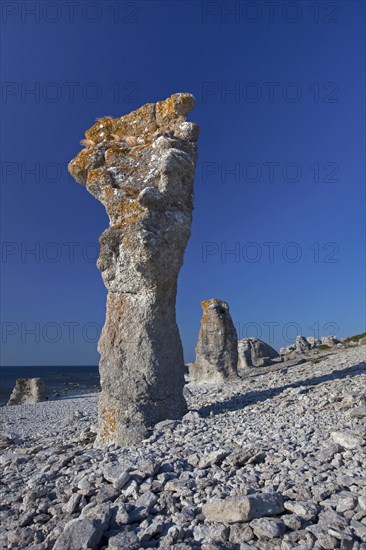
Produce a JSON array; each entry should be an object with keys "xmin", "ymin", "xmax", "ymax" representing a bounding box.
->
[{"xmin": 0, "ymin": 365, "xmax": 100, "ymax": 406}]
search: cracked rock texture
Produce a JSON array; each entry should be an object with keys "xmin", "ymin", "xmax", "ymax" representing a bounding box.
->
[
  {"xmin": 68, "ymin": 93, "xmax": 199, "ymax": 447},
  {"xmin": 189, "ymin": 299, "xmax": 238, "ymax": 383}
]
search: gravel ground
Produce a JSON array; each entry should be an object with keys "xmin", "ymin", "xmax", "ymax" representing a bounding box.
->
[
  {"xmin": 1, "ymin": 393, "xmax": 99, "ymax": 441},
  {"xmin": 0, "ymin": 345, "xmax": 365, "ymax": 549}
]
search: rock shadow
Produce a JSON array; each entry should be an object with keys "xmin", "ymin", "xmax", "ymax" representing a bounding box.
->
[{"xmin": 198, "ymin": 361, "xmax": 366, "ymax": 417}]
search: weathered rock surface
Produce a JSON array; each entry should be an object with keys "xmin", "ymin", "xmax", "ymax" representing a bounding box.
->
[
  {"xmin": 202, "ymin": 493, "xmax": 284, "ymax": 523},
  {"xmin": 7, "ymin": 378, "xmax": 47, "ymax": 406},
  {"xmin": 189, "ymin": 299, "xmax": 238, "ymax": 383},
  {"xmin": 68, "ymin": 93, "xmax": 198, "ymax": 446},
  {"xmin": 238, "ymin": 338, "xmax": 279, "ymax": 369},
  {"xmin": 250, "ymin": 516, "xmax": 286, "ymax": 539},
  {"xmin": 53, "ymin": 518, "xmax": 103, "ymax": 549}
]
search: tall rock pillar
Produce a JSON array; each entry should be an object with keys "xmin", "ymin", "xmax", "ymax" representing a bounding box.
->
[
  {"xmin": 189, "ymin": 298, "xmax": 238, "ymax": 383},
  {"xmin": 68, "ymin": 93, "xmax": 199, "ymax": 446}
]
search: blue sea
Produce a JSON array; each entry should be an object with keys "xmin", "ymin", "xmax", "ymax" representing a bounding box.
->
[{"xmin": 0, "ymin": 365, "xmax": 100, "ymax": 405}]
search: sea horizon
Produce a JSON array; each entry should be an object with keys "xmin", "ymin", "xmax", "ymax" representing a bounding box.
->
[{"xmin": 0, "ymin": 365, "xmax": 100, "ymax": 406}]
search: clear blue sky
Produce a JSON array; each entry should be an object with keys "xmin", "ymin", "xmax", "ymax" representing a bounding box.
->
[{"xmin": 1, "ymin": 0, "xmax": 365, "ymax": 366}]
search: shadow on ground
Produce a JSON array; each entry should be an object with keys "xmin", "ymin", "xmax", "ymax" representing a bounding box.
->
[{"xmin": 197, "ymin": 361, "xmax": 366, "ymax": 417}]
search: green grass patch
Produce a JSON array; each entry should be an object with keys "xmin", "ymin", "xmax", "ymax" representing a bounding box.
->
[
  {"xmin": 318, "ymin": 344, "xmax": 330, "ymax": 350},
  {"xmin": 343, "ymin": 332, "xmax": 366, "ymax": 344}
]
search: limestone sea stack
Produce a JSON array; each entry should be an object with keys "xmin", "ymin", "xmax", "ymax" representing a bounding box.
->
[
  {"xmin": 68, "ymin": 93, "xmax": 199, "ymax": 447},
  {"xmin": 189, "ymin": 298, "xmax": 238, "ymax": 383},
  {"xmin": 7, "ymin": 378, "xmax": 47, "ymax": 406}
]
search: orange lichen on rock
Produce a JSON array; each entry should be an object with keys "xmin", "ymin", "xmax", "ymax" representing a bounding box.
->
[
  {"xmin": 155, "ymin": 92, "xmax": 195, "ymax": 127},
  {"xmin": 98, "ymin": 406, "xmax": 117, "ymax": 441},
  {"xmin": 86, "ymin": 168, "xmax": 112, "ymax": 195},
  {"xmin": 68, "ymin": 94, "xmax": 198, "ymax": 447},
  {"xmin": 85, "ymin": 116, "xmax": 114, "ymax": 143},
  {"xmin": 112, "ymin": 199, "xmax": 145, "ymax": 227},
  {"xmin": 68, "ymin": 93, "xmax": 196, "ymax": 201},
  {"xmin": 200, "ymin": 298, "xmax": 220, "ymax": 324},
  {"xmin": 68, "ymin": 146, "xmax": 105, "ymax": 186}
]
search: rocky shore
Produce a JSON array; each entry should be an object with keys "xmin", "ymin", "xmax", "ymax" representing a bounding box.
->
[{"xmin": 0, "ymin": 345, "xmax": 365, "ymax": 549}]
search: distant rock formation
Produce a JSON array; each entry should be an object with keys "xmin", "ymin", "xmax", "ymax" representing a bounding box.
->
[
  {"xmin": 280, "ymin": 334, "xmax": 342, "ymax": 359},
  {"xmin": 68, "ymin": 93, "xmax": 198, "ymax": 447},
  {"xmin": 189, "ymin": 298, "xmax": 238, "ymax": 383},
  {"xmin": 321, "ymin": 336, "xmax": 340, "ymax": 347},
  {"xmin": 7, "ymin": 378, "xmax": 47, "ymax": 406},
  {"xmin": 295, "ymin": 335, "xmax": 311, "ymax": 355},
  {"xmin": 238, "ymin": 338, "xmax": 279, "ymax": 369}
]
